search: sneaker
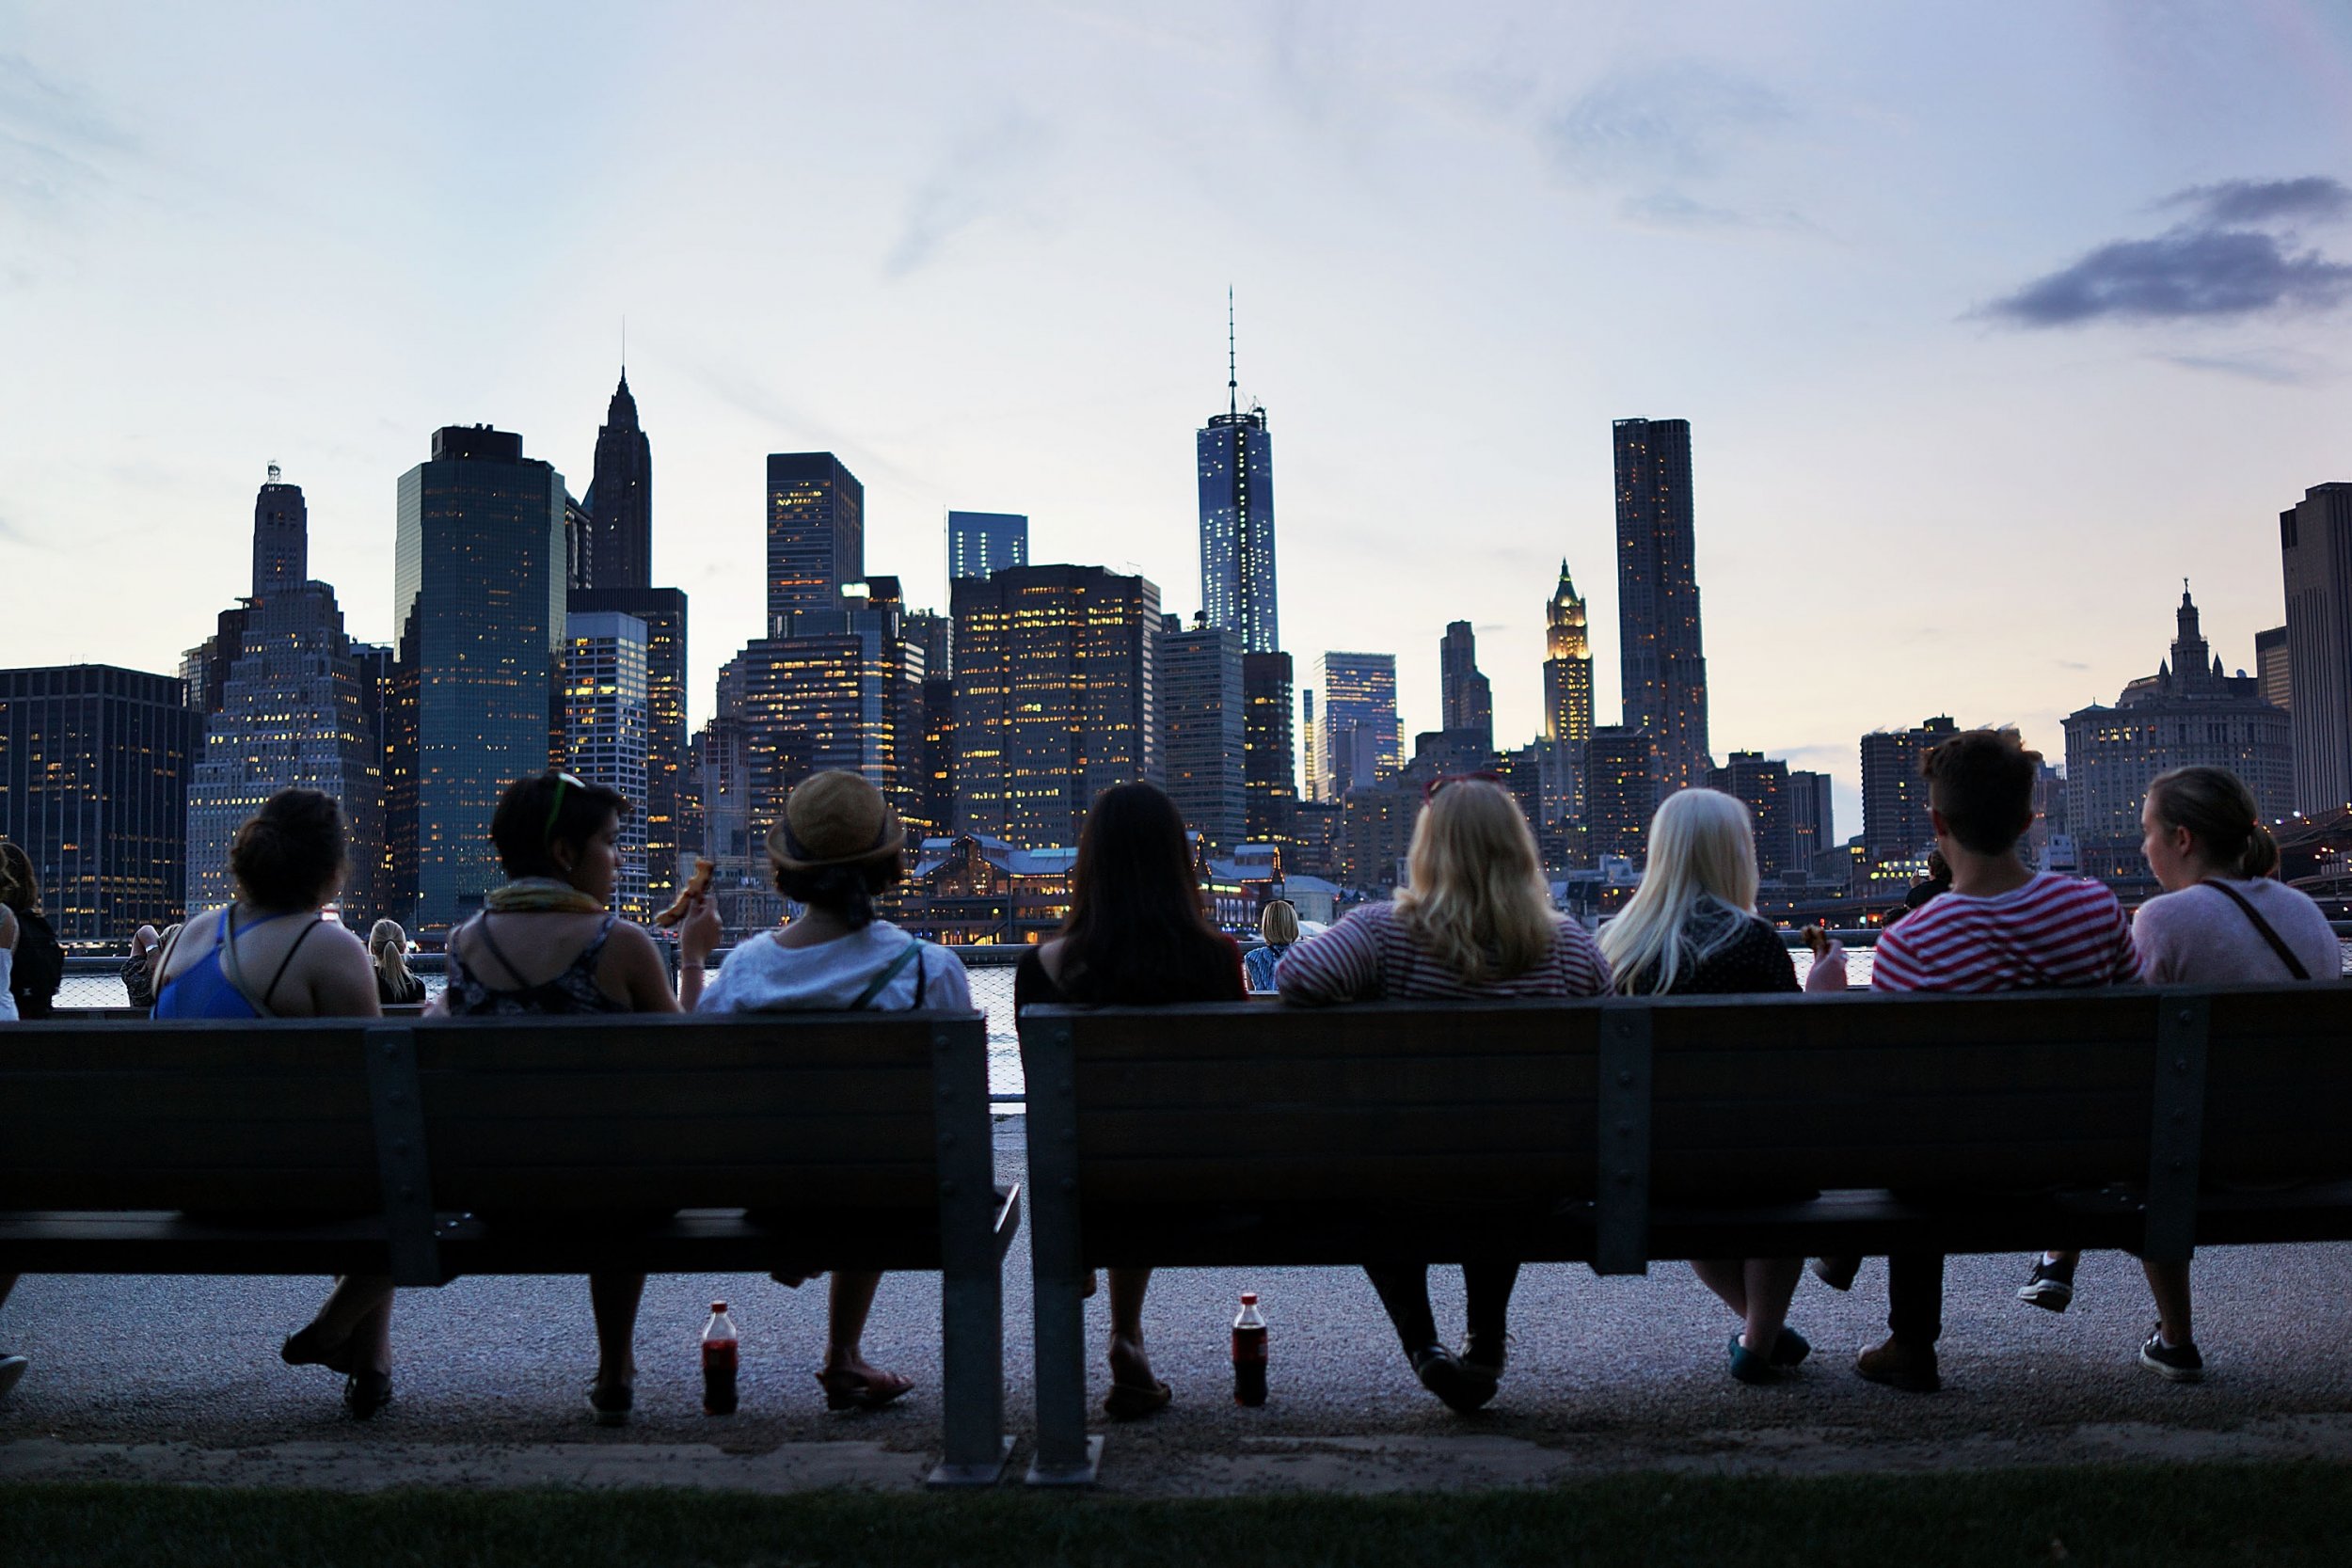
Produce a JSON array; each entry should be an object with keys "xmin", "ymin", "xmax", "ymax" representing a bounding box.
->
[
  {"xmin": 2017, "ymin": 1256, "xmax": 2076, "ymax": 1313},
  {"xmin": 2138, "ymin": 1327, "xmax": 2204, "ymax": 1384},
  {"xmin": 1810, "ymin": 1257, "xmax": 1861, "ymax": 1292},
  {"xmin": 1854, "ymin": 1336, "xmax": 1941, "ymax": 1393},
  {"xmin": 1411, "ymin": 1345, "xmax": 1492, "ymax": 1414},
  {"xmin": 0, "ymin": 1354, "xmax": 25, "ymax": 1402}
]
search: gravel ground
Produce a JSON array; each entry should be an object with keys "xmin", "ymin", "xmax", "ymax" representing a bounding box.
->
[{"xmin": 7, "ymin": 1120, "xmax": 2352, "ymax": 1492}]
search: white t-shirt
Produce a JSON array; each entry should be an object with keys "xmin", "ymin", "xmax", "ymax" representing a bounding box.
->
[
  {"xmin": 0, "ymin": 947, "xmax": 16, "ymax": 1021},
  {"xmin": 694, "ymin": 921, "xmax": 973, "ymax": 1014}
]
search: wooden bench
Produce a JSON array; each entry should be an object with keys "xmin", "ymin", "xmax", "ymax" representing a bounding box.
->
[
  {"xmin": 0, "ymin": 1011, "xmax": 1020, "ymax": 1487},
  {"xmin": 1019, "ymin": 984, "xmax": 2352, "ymax": 1484}
]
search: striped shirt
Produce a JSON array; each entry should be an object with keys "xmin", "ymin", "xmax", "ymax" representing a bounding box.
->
[
  {"xmin": 1871, "ymin": 872, "xmax": 2136, "ymax": 993},
  {"xmin": 1276, "ymin": 899, "xmax": 1612, "ymax": 1004}
]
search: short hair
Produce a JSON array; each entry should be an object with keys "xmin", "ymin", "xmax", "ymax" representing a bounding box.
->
[
  {"xmin": 1259, "ymin": 899, "xmax": 1300, "ymax": 945},
  {"xmin": 230, "ymin": 789, "xmax": 347, "ymax": 909},
  {"xmin": 1921, "ymin": 729, "xmax": 2038, "ymax": 856},
  {"xmin": 773, "ymin": 856, "xmax": 905, "ymax": 931},
  {"xmin": 490, "ymin": 773, "xmax": 628, "ymax": 879}
]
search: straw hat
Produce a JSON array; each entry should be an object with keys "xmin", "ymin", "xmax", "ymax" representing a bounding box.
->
[{"xmin": 766, "ymin": 770, "xmax": 906, "ymax": 871}]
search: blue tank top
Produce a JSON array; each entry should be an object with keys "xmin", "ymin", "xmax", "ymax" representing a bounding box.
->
[{"xmin": 153, "ymin": 908, "xmax": 313, "ymax": 1020}]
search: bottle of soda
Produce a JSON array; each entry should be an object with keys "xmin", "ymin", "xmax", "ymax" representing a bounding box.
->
[
  {"xmin": 1232, "ymin": 1291, "xmax": 1268, "ymax": 1406},
  {"xmin": 702, "ymin": 1301, "xmax": 739, "ymax": 1416}
]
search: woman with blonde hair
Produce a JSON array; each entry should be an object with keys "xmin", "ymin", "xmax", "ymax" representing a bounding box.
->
[
  {"xmin": 368, "ymin": 919, "xmax": 424, "ymax": 1006},
  {"xmin": 1243, "ymin": 898, "xmax": 1300, "ymax": 992},
  {"xmin": 1599, "ymin": 788, "xmax": 1843, "ymax": 1384},
  {"xmin": 1279, "ymin": 775, "xmax": 1609, "ymax": 1411}
]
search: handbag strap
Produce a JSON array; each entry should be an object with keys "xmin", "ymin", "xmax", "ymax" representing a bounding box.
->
[
  {"xmin": 848, "ymin": 940, "xmax": 923, "ymax": 1010},
  {"xmin": 2199, "ymin": 879, "xmax": 2311, "ymax": 981}
]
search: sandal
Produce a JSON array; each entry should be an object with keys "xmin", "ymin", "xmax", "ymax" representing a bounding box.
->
[
  {"xmin": 816, "ymin": 1364, "xmax": 914, "ymax": 1412},
  {"xmin": 281, "ymin": 1324, "xmax": 356, "ymax": 1374},
  {"xmin": 342, "ymin": 1370, "xmax": 392, "ymax": 1420},
  {"xmin": 1103, "ymin": 1378, "xmax": 1172, "ymax": 1420}
]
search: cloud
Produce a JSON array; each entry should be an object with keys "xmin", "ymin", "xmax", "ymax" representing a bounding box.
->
[
  {"xmin": 1539, "ymin": 66, "xmax": 1789, "ymax": 187},
  {"xmin": 2161, "ymin": 176, "xmax": 2352, "ymax": 228},
  {"xmin": 882, "ymin": 111, "xmax": 1055, "ymax": 279},
  {"xmin": 0, "ymin": 510, "xmax": 49, "ymax": 550},
  {"xmin": 1987, "ymin": 175, "xmax": 2352, "ymax": 328},
  {"xmin": 0, "ymin": 53, "xmax": 134, "ymax": 217},
  {"xmin": 2157, "ymin": 350, "xmax": 2315, "ymax": 386}
]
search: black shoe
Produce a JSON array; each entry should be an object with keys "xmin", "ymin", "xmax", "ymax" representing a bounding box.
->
[
  {"xmin": 342, "ymin": 1370, "xmax": 392, "ymax": 1420},
  {"xmin": 1771, "ymin": 1326, "xmax": 1812, "ymax": 1368},
  {"xmin": 2138, "ymin": 1327, "xmax": 2204, "ymax": 1384},
  {"xmin": 1411, "ymin": 1345, "xmax": 1492, "ymax": 1414},
  {"xmin": 2018, "ymin": 1256, "xmax": 2076, "ymax": 1313},
  {"xmin": 1810, "ymin": 1257, "xmax": 1861, "ymax": 1292}
]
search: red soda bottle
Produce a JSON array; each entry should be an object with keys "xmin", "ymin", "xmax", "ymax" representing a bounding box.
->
[
  {"xmin": 1232, "ymin": 1291, "xmax": 1268, "ymax": 1406},
  {"xmin": 702, "ymin": 1301, "xmax": 739, "ymax": 1416}
]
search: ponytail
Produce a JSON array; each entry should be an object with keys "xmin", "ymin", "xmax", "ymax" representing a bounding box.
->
[{"xmin": 2146, "ymin": 767, "xmax": 2276, "ymax": 879}]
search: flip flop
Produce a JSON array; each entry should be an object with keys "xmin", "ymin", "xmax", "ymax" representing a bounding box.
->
[
  {"xmin": 816, "ymin": 1365, "xmax": 914, "ymax": 1412},
  {"xmin": 1103, "ymin": 1378, "xmax": 1172, "ymax": 1420}
]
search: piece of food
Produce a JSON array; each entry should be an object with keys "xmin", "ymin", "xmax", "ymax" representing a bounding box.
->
[
  {"xmin": 1801, "ymin": 925, "xmax": 1831, "ymax": 958},
  {"xmin": 657, "ymin": 858, "xmax": 715, "ymax": 927}
]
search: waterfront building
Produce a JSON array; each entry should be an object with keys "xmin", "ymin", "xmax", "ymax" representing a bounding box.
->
[
  {"xmin": 1243, "ymin": 651, "xmax": 1297, "ymax": 846},
  {"xmin": 2064, "ymin": 586, "xmax": 2292, "ymax": 861},
  {"xmin": 1439, "ymin": 622, "xmax": 1493, "ymax": 748},
  {"xmin": 1788, "ymin": 768, "xmax": 1835, "ymax": 870},
  {"xmin": 1708, "ymin": 752, "xmax": 1796, "ymax": 879},
  {"xmin": 1613, "ymin": 418, "xmax": 1711, "ymax": 792},
  {"xmin": 1310, "ymin": 652, "xmax": 1400, "ymax": 801},
  {"xmin": 1159, "ymin": 613, "xmax": 1246, "ymax": 851},
  {"xmin": 1584, "ymin": 726, "xmax": 1659, "ymax": 863},
  {"xmin": 768, "ymin": 452, "xmax": 864, "ymax": 632},
  {"xmin": 562, "ymin": 610, "xmax": 652, "ymax": 921},
  {"xmin": 0, "ymin": 664, "xmax": 197, "ymax": 939},
  {"xmin": 887, "ymin": 833, "xmax": 1078, "ymax": 945},
  {"xmin": 389, "ymin": 424, "xmax": 568, "ymax": 934},
  {"xmin": 576, "ymin": 372, "xmax": 653, "ymax": 594},
  {"xmin": 1860, "ymin": 715, "xmax": 1955, "ymax": 864},
  {"xmin": 1198, "ymin": 309, "xmax": 1279, "ymax": 655},
  {"xmin": 947, "ymin": 511, "xmax": 1028, "ymax": 583},
  {"xmin": 2281, "ymin": 483, "xmax": 2352, "ymax": 816},
  {"xmin": 2256, "ymin": 625, "xmax": 2291, "ymax": 714},
  {"xmin": 950, "ymin": 563, "xmax": 1159, "ymax": 849},
  {"xmin": 186, "ymin": 470, "xmax": 386, "ymax": 923}
]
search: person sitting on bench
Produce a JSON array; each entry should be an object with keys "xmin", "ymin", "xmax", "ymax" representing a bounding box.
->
[
  {"xmin": 1278, "ymin": 774, "xmax": 1610, "ymax": 1413},
  {"xmin": 1600, "ymin": 787, "xmax": 1848, "ymax": 1386},
  {"xmin": 683, "ymin": 768, "xmax": 970, "ymax": 1415},
  {"xmin": 1851, "ymin": 729, "xmax": 2137, "ymax": 1394},
  {"xmin": 1015, "ymin": 783, "xmax": 1247, "ymax": 1420}
]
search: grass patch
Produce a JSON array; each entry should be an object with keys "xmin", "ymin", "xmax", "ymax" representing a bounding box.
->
[{"xmin": 8, "ymin": 1462, "xmax": 2350, "ymax": 1567}]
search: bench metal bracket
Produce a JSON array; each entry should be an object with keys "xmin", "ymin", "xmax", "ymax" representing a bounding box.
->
[
  {"xmin": 1594, "ymin": 1004, "xmax": 1653, "ymax": 1277},
  {"xmin": 361, "ymin": 1025, "xmax": 441, "ymax": 1286},
  {"xmin": 930, "ymin": 1018, "xmax": 1010, "ymax": 1487},
  {"xmin": 2143, "ymin": 992, "xmax": 2211, "ymax": 1266}
]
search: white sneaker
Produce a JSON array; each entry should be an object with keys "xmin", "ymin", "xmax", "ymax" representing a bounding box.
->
[{"xmin": 0, "ymin": 1354, "xmax": 27, "ymax": 1402}]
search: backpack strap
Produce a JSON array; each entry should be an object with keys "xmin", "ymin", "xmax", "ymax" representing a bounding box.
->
[
  {"xmin": 2199, "ymin": 879, "xmax": 2312, "ymax": 981},
  {"xmin": 848, "ymin": 940, "xmax": 923, "ymax": 1010}
]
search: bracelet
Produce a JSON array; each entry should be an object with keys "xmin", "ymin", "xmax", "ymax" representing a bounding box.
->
[{"xmin": 680, "ymin": 960, "xmax": 707, "ymax": 972}]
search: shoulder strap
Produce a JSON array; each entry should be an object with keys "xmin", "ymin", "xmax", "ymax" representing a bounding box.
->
[
  {"xmin": 469, "ymin": 913, "xmax": 533, "ymax": 989},
  {"xmin": 849, "ymin": 940, "xmax": 923, "ymax": 1010},
  {"xmin": 216, "ymin": 909, "xmax": 276, "ymax": 1018},
  {"xmin": 2199, "ymin": 880, "xmax": 2311, "ymax": 981},
  {"xmin": 261, "ymin": 917, "xmax": 326, "ymax": 1010}
]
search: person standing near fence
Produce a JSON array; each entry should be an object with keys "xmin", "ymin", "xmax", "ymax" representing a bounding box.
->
[
  {"xmin": 1278, "ymin": 775, "xmax": 1610, "ymax": 1414},
  {"xmin": 368, "ymin": 919, "xmax": 425, "ymax": 1006}
]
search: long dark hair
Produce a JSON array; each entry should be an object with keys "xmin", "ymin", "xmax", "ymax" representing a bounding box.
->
[{"xmin": 1054, "ymin": 783, "xmax": 1235, "ymax": 1005}]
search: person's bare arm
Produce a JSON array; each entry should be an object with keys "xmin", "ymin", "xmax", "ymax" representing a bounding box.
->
[
  {"xmin": 0, "ymin": 904, "xmax": 17, "ymax": 952},
  {"xmin": 605, "ymin": 922, "xmax": 682, "ymax": 1014},
  {"xmin": 676, "ymin": 895, "xmax": 722, "ymax": 1010},
  {"xmin": 302, "ymin": 927, "xmax": 383, "ymax": 1019}
]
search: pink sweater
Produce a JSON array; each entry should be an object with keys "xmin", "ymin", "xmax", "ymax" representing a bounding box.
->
[{"xmin": 2131, "ymin": 879, "xmax": 2341, "ymax": 985}]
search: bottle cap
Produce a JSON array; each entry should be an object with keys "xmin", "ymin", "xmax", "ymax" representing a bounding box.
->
[
  {"xmin": 711, "ymin": 1301, "xmax": 728, "ymax": 1313},
  {"xmin": 1240, "ymin": 1291, "xmax": 1258, "ymax": 1305}
]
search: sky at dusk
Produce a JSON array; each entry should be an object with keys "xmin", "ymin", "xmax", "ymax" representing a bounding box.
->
[{"xmin": 8, "ymin": 1, "xmax": 2352, "ymax": 837}]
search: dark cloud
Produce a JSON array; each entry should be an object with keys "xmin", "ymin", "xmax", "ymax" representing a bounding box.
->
[
  {"xmin": 2161, "ymin": 176, "xmax": 2352, "ymax": 228},
  {"xmin": 1988, "ymin": 226, "xmax": 2352, "ymax": 326}
]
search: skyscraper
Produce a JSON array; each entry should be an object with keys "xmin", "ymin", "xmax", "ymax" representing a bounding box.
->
[
  {"xmin": 1788, "ymin": 769, "xmax": 1836, "ymax": 866},
  {"xmin": 1708, "ymin": 752, "xmax": 1795, "ymax": 879},
  {"xmin": 389, "ymin": 425, "xmax": 568, "ymax": 933},
  {"xmin": 1613, "ymin": 418, "xmax": 1710, "ymax": 792},
  {"xmin": 1198, "ymin": 303, "xmax": 1278, "ymax": 655},
  {"xmin": 1860, "ymin": 715, "xmax": 1955, "ymax": 863},
  {"xmin": 1543, "ymin": 562, "xmax": 1594, "ymax": 749},
  {"xmin": 947, "ymin": 511, "xmax": 1028, "ymax": 582},
  {"xmin": 1439, "ymin": 622, "xmax": 1493, "ymax": 746},
  {"xmin": 1242, "ymin": 651, "xmax": 1296, "ymax": 845},
  {"xmin": 951, "ymin": 563, "xmax": 1160, "ymax": 848},
  {"xmin": 0, "ymin": 664, "xmax": 197, "ymax": 939},
  {"xmin": 578, "ymin": 372, "xmax": 653, "ymax": 592},
  {"xmin": 186, "ymin": 469, "xmax": 386, "ymax": 922},
  {"xmin": 768, "ymin": 452, "xmax": 865, "ymax": 633},
  {"xmin": 2281, "ymin": 483, "xmax": 2352, "ymax": 815},
  {"xmin": 2255, "ymin": 625, "xmax": 2291, "ymax": 714},
  {"xmin": 1311, "ymin": 652, "xmax": 1400, "ymax": 800},
  {"xmin": 1584, "ymin": 726, "xmax": 1659, "ymax": 863},
  {"xmin": 1158, "ymin": 613, "xmax": 1246, "ymax": 851},
  {"xmin": 563, "ymin": 610, "xmax": 651, "ymax": 920}
]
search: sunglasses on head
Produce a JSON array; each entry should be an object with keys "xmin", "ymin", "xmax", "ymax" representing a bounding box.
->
[
  {"xmin": 543, "ymin": 771, "xmax": 586, "ymax": 844},
  {"xmin": 1422, "ymin": 770, "xmax": 1504, "ymax": 802}
]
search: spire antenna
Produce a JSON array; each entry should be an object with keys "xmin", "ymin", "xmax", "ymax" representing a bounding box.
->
[
  {"xmin": 1227, "ymin": 286, "xmax": 1237, "ymax": 418},
  {"xmin": 621, "ymin": 314, "xmax": 628, "ymax": 376}
]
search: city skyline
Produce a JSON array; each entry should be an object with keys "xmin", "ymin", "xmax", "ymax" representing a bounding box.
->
[{"xmin": 8, "ymin": 7, "xmax": 2352, "ymax": 839}]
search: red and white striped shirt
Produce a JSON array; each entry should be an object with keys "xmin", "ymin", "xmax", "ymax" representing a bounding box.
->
[
  {"xmin": 1276, "ymin": 900, "xmax": 1612, "ymax": 1004},
  {"xmin": 1871, "ymin": 873, "xmax": 2136, "ymax": 993}
]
